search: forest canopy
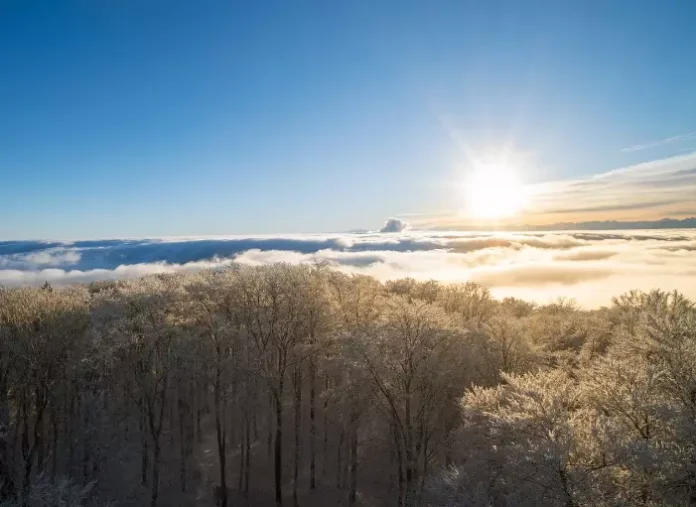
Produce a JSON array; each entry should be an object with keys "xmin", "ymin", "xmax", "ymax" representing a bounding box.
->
[{"xmin": 1, "ymin": 263, "xmax": 695, "ymax": 507}]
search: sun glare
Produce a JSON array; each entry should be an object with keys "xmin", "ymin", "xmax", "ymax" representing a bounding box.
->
[{"xmin": 463, "ymin": 164, "xmax": 527, "ymax": 220}]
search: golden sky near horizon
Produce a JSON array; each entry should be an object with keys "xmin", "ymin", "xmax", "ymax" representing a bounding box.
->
[{"xmin": 413, "ymin": 151, "xmax": 696, "ymax": 229}]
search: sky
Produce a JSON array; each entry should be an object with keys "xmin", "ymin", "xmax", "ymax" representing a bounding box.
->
[{"xmin": 2, "ymin": 0, "xmax": 696, "ymax": 239}]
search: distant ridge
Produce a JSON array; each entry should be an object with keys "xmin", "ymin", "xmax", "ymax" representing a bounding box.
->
[
  {"xmin": 439, "ymin": 217, "xmax": 696, "ymax": 232},
  {"xmin": 526, "ymin": 217, "xmax": 696, "ymax": 231}
]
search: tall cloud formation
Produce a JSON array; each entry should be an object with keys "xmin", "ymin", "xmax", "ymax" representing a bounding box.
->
[
  {"xmin": 2, "ymin": 229, "xmax": 696, "ymax": 307},
  {"xmin": 379, "ymin": 217, "xmax": 411, "ymax": 233}
]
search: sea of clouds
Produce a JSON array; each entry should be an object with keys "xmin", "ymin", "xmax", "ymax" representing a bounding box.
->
[{"xmin": 2, "ymin": 227, "xmax": 696, "ymax": 307}]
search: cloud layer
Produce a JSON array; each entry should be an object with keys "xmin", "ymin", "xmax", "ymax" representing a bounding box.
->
[{"xmin": 2, "ymin": 229, "xmax": 696, "ymax": 307}]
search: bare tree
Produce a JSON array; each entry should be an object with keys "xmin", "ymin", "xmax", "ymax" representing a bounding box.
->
[
  {"xmin": 235, "ymin": 265, "xmax": 311, "ymax": 507},
  {"xmin": 2, "ymin": 266, "xmax": 695, "ymax": 507},
  {"xmin": 104, "ymin": 277, "xmax": 180, "ymax": 507}
]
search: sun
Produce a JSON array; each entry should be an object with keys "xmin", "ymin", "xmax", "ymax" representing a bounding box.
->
[{"xmin": 462, "ymin": 164, "xmax": 527, "ymax": 220}]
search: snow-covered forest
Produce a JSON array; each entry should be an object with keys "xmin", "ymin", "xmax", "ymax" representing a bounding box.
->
[{"xmin": 1, "ymin": 263, "xmax": 695, "ymax": 507}]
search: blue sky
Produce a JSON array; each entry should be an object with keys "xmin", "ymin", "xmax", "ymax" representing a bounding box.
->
[{"xmin": 2, "ymin": 0, "xmax": 696, "ymax": 239}]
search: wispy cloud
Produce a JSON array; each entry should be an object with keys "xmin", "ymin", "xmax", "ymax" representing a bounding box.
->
[
  {"xmin": 621, "ymin": 131, "xmax": 696, "ymax": 152},
  {"xmin": 522, "ymin": 152, "xmax": 696, "ymax": 222},
  {"xmin": 543, "ymin": 199, "xmax": 678, "ymax": 215}
]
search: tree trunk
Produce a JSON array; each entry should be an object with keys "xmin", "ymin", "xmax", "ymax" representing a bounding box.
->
[
  {"xmin": 323, "ymin": 377, "xmax": 329, "ymax": 479},
  {"xmin": 238, "ymin": 421, "xmax": 245, "ymax": 492},
  {"xmin": 404, "ymin": 460, "xmax": 414, "ymax": 507},
  {"xmin": 337, "ymin": 426, "xmax": 344, "ymax": 491},
  {"xmin": 169, "ymin": 402, "xmax": 175, "ymax": 445},
  {"xmin": 123, "ymin": 392, "xmax": 130, "ymax": 443},
  {"xmin": 309, "ymin": 349, "xmax": 317, "ymax": 490},
  {"xmin": 150, "ymin": 440, "xmax": 161, "ymax": 507},
  {"xmin": 293, "ymin": 368, "xmax": 302, "ymax": 507},
  {"xmin": 404, "ymin": 396, "xmax": 414, "ymax": 507},
  {"xmin": 148, "ymin": 368, "xmax": 168, "ymax": 507},
  {"xmin": 21, "ymin": 401, "xmax": 31, "ymax": 507},
  {"xmin": 196, "ymin": 405, "xmax": 203, "ymax": 444},
  {"xmin": 418, "ymin": 437, "xmax": 429, "ymax": 506},
  {"xmin": 67, "ymin": 391, "xmax": 76, "ymax": 473},
  {"xmin": 274, "ymin": 384, "xmax": 284, "ymax": 507},
  {"xmin": 267, "ymin": 395, "xmax": 274, "ymax": 460},
  {"xmin": 394, "ymin": 425, "xmax": 404, "ymax": 507},
  {"xmin": 244, "ymin": 415, "xmax": 251, "ymax": 500},
  {"xmin": 558, "ymin": 468, "xmax": 577, "ymax": 507},
  {"xmin": 196, "ymin": 380, "xmax": 204, "ymax": 444},
  {"xmin": 215, "ymin": 364, "xmax": 228, "ymax": 507},
  {"xmin": 34, "ymin": 388, "xmax": 46, "ymax": 476},
  {"xmin": 0, "ymin": 398, "xmax": 15, "ymax": 500},
  {"xmin": 228, "ymin": 381, "xmax": 238, "ymax": 453},
  {"xmin": 140, "ymin": 406, "xmax": 149, "ymax": 486},
  {"xmin": 50, "ymin": 406, "xmax": 58, "ymax": 479},
  {"xmin": 81, "ymin": 401, "xmax": 90, "ymax": 482},
  {"xmin": 179, "ymin": 397, "xmax": 188, "ymax": 493},
  {"xmin": 0, "ymin": 435, "xmax": 14, "ymax": 502},
  {"xmin": 348, "ymin": 419, "xmax": 358, "ymax": 507}
]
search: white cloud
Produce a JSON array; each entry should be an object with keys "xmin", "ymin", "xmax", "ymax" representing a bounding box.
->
[
  {"xmin": 3, "ymin": 230, "xmax": 696, "ymax": 308},
  {"xmin": 379, "ymin": 217, "xmax": 411, "ymax": 233},
  {"xmin": 23, "ymin": 249, "xmax": 82, "ymax": 265},
  {"xmin": 230, "ymin": 230, "xmax": 696, "ymax": 307},
  {"xmin": 0, "ymin": 258, "xmax": 236, "ymax": 286}
]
